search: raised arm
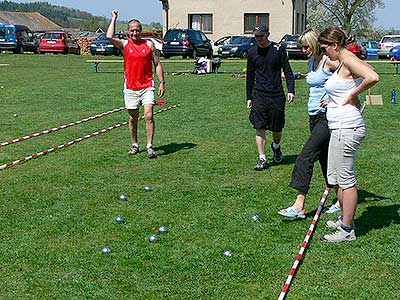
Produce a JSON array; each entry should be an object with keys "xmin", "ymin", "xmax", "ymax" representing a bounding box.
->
[
  {"xmin": 344, "ymin": 56, "xmax": 379, "ymax": 106},
  {"xmin": 106, "ymin": 10, "xmax": 124, "ymax": 50},
  {"xmin": 152, "ymin": 42, "xmax": 165, "ymax": 97}
]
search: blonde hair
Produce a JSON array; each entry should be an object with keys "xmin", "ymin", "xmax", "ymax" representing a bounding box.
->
[
  {"xmin": 298, "ymin": 28, "xmax": 321, "ymax": 57},
  {"xmin": 318, "ymin": 26, "xmax": 355, "ymax": 47}
]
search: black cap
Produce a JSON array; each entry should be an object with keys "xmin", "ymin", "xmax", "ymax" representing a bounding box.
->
[{"xmin": 253, "ymin": 24, "xmax": 269, "ymax": 35}]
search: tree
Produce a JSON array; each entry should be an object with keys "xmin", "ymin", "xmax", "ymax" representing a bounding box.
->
[{"xmin": 307, "ymin": 0, "xmax": 384, "ymax": 36}]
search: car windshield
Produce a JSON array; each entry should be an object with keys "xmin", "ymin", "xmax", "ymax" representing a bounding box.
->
[
  {"xmin": 284, "ymin": 35, "xmax": 299, "ymax": 42},
  {"xmin": 370, "ymin": 41, "xmax": 378, "ymax": 49},
  {"xmin": 164, "ymin": 30, "xmax": 187, "ymax": 40},
  {"xmin": 43, "ymin": 33, "xmax": 63, "ymax": 39},
  {"xmin": 96, "ymin": 33, "xmax": 106, "ymax": 40},
  {"xmin": 0, "ymin": 25, "xmax": 14, "ymax": 37},
  {"xmin": 230, "ymin": 36, "xmax": 251, "ymax": 44},
  {"xmin": 382, "ymin": 36, "xmax": 400, "ymax": 43}
]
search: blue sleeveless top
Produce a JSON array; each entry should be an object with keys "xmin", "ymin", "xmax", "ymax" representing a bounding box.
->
[{"xmin": 306, "ymin": 55, "xmax": 332, "ymax": 115}]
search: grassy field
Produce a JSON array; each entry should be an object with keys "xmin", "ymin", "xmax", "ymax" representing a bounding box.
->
[{"xmin": 0, "ymin": 53, "xmax": 399, "ymax": 300}]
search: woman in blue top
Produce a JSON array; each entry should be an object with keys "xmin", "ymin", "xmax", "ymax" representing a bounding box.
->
[{"xmin": 278, "ymin": 28, "xmax": 339, "ymax": 218}]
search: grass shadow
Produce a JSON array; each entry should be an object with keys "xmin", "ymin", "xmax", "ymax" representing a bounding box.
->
[
  {"xmin": 358, "ymin": 189, "xmax": 391, "ymax": 204},
  {"xmin": 154, "ymin": 142, "xmax": 197, "ymax": 156},
  {"xmin": 268, "ymin": 154, "xmax": 297, "ymax": 168},
  {"xmin": 356, "ymin": 204, "xmax": 399, "ymax": 237}
]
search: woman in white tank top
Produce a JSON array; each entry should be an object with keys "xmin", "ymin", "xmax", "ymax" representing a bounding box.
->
[{"xmin": 317, "ymin": 27, "xmax": 379, "ymax": 243}]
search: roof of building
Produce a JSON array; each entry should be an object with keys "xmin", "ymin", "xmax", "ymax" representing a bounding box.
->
[{"xmin": 0, "ymin": 11, "xmax": 61, "ymax": 31}]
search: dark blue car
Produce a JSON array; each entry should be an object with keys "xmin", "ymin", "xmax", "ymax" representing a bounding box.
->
[
  {"xmin": 0, "ymin": 24, "xmax": 38, "ymax": 54},
  {"xmin": 389, "ymin": 44, "xmax": 400, "ymax": 60},
  {"xmin": 90, "ymin": 32, "xmax": 124, "ymax": 56},
  {"xmin": 218, "ymin": 36, "xmax": 256, "ymax": 58}
]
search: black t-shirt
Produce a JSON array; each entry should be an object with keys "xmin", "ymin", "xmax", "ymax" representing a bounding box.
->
[{"xmin": 246, "ymin": 42, "xmax": 295, "ymax": 100}]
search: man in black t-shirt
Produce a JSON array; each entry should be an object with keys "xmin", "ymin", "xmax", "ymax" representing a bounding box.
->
[{"xmin": 246, "ymin": 24, "xmax": 295, "ymax": 171}]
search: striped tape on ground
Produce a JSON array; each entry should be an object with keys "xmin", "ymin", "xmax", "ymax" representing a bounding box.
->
[
  {"xmin": 1, "ymin": 106, "xmax": 126, "ymax": 148},
  {"xmin": 278, "ymin": 187, "xmax": 331, "ymax": 300},
  {"xmin": 0, "ymin": 105, "xmax": 179, "ymax": 171}
]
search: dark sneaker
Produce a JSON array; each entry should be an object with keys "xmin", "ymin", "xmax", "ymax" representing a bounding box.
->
[
  {"xmin": 254, "ymin": 158, "xmax": 268, "ymax": 171},
  {"xmin": 147, "ymin": 146, "xmax": 157, "ymax": 159},
  {"xmin": 128, "ymin": 145, "xmax": 139, "ymax": 155},
  {"xmin": 271, "ymin": 143, "xmax": 283, "ymax": 163}
]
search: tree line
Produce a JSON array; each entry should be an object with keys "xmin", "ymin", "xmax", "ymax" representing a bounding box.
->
[{"xmin": 0, "ymin": 1, "xmax": 161, "ymax": 32}]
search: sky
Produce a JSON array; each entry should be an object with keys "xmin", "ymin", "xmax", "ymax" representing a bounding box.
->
[
  {"xmin": 10, "ymin": 0, "xmax": 164, "ymax": 24},
  {"xmin": 8, "ymin": 0, "xmax": 400, "ymax": 29}
]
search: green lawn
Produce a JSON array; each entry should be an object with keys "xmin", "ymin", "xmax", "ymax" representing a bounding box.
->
[{"xmin": 0, "ymin": 54, "xmax": 399, "ymax": 300}]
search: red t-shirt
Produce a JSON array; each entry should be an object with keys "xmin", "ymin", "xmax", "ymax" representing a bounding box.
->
[{"xmin": 123, "ymin": 39, "xmax": 154, "ymax": 90}]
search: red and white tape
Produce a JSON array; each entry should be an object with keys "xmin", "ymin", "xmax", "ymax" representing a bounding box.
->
[
  {"xmin": 0, "ymin": 105, "xmax": 179, "ymax": 171},
  {"xmin": 1, "ymin": 106, "xmax": 126, "ymax": 148},
  {"xmin": 278, "ymin": 187, "xmax": 331, "ymax": 300}
]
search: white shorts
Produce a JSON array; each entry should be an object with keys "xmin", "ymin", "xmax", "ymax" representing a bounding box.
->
[
  {"xmin": 123, "ymin": 86, "xmax": 155, "ymax": 110},
  {"xmin": 327, "ymin": 127, "xmax": 366, "ymax": 190}
]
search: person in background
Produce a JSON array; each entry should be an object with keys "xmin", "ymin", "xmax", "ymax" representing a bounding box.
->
[{"xmin": 246, "ymin": 24, "xmax": 295, "ymax": 171}]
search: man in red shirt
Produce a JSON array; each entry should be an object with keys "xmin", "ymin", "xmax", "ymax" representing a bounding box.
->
[{"xmin": 107, "ymin": 10, "xmax": 165, "ymax": 159}]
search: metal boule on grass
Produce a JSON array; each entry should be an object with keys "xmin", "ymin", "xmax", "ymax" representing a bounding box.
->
[
  {"xmin": 158, "ymin": 226, "xmax": 168, "ymax": 233},
  {"xmin": 14, "ymin": 113, "xmax": 18, "ymax": 117},
  {"xmin": 144, "ymin": 185, "xmax": 152, "ymax": 192},
  {"xmin": 101, "ymin": 246, "xmax": 111, "ymax": 254},
  {"xmin": 115, "ymin": 215, "xmax": 125, "ymax": 223},
  {"xmin": 149, "ymin": 234, "xmax": 159, "ymax": 242},
  {"xmin": 251, "ymin": 213, "xmax": 261, "ymax": 222},
  {"xmin": 119, "ymin": 193, "xmax": 128, "ymax": 201},
  {"xmin": 223, "ymin": 250, "xmax": 233, "ymax": 257}
]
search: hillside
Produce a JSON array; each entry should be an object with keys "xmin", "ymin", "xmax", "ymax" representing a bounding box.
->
[{"xmin": 0, "ymin": 1, "xmax": 161, "ymax": 31}]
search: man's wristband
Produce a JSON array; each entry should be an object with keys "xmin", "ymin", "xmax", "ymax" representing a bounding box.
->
[{"xmin": 160, "ymin": 80, "xmax": 166, "ymax": 84}]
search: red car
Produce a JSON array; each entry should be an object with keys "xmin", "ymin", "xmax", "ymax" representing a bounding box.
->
[
  {"xmin": 347, "ymin": 42, "xmax": 367, "ymax": 59},
  {"xmin": 39, "ymin": 31, "xmax": 80, "ymax": 54}
]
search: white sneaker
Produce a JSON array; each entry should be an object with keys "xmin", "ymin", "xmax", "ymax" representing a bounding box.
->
[
  {"xmin": 325, "ymin": 216, "xmax": 343, "ymax": 230},
  {"xmin": 320, "ymin": 226, "xmax": 356, "ymax": 243},
  {"xmin": 323, "ymin": 204, "xmax": 341, "ymax": 214}
]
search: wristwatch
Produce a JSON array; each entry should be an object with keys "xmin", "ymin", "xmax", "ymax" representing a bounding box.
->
[{"xmin": 160, "ymin": 80, "xmax": 166, "ymax": 84}]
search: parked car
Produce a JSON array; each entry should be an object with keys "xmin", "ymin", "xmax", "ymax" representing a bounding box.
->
[
  {"xmin": 360, "ymin": 40, "xmax": 379, "ymax": 58},
  {"xmin": 0, "ymin": 24, "xmax": 38, "ymax": 54},
  {"xmin": 217, "ymin": 36, "xmax": 256, "ymax": 58},
  {"xmin": 90, "ymin": 32, "xmax": 123, "ymax": 56},
  {"xmin": 39, "ymin": 31, "xmax": 80, "ymax": 54},
  {"xmin": 378, "ymin": 35, "xmax": 400, "ymax": 59},
  {"xmin": 347, "ymin": 41, "xmax": 367, "ymax": 59},
  {"xmin": 389, "ymin": 44, "xmax": 400, "ymax": 61},
  {"xmin": 162, "ymin": 29, "xmax": 212, "ymax": 59},
  {"xmin": 143, "ymin": 37, "xmax": 163, "ymax": 57},
  {"xmin": 279, "ymin": 34, "xmax": 307, "ymax": 59},
  {"xmin": 212, "ymin": 36, "xmax": 232, "ymax": 56}
]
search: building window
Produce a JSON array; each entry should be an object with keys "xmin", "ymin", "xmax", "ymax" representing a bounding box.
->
[
  {"xmin": 296, "ymin": 13, "xmax": 300, "ymax": 34},
  {"xmin": 189, "ymin": 14, "xmax": 212, "ymax": 33},
  {"xmin": 244, "ymin": 13, "xmax": 269, "ymax": 34}
]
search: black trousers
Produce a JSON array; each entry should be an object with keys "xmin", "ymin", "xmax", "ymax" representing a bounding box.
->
[{"xmin": 289, "ymin": 112, "xmax": 331, "ymax": 194}]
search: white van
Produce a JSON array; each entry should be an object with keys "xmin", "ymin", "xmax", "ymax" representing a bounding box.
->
[{"xmin": 378, "ymin": 35, "xmax": 400, "ymax": 59}]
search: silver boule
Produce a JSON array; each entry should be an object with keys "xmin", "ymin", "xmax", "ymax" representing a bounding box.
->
[
  {"xmin": 119, "ymin": 193, "xmax": 128, "ymax": 201},
  {"xmin": 223, "ymin": 250, "xmax": 232, "ymax": 257},
  {"xmin": 149, "ymin": 234, "xmax": 159, "ymax": 242},
  {"xmin": 251, "ymin": 214, "xmax": 261, "ymax": 222},
  {"xmin": 115, "ymin": 215, "xmax": 125, "ymax": 223},
  {"xmin": 101, "ymin": 246, "xmax": 111, "ymax": 253},
  {"xmin": 159, "ymin": 226, "xmax": 168, "ymax": 233},
  {"xmin": 144, "ymin": 185, "xmax": 152, "ymax": 192}
]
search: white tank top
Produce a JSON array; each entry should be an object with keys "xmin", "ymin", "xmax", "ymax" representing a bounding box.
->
[{"xmin": 324, "ymin": 62, "xmax": 365, "ymax": 129}]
